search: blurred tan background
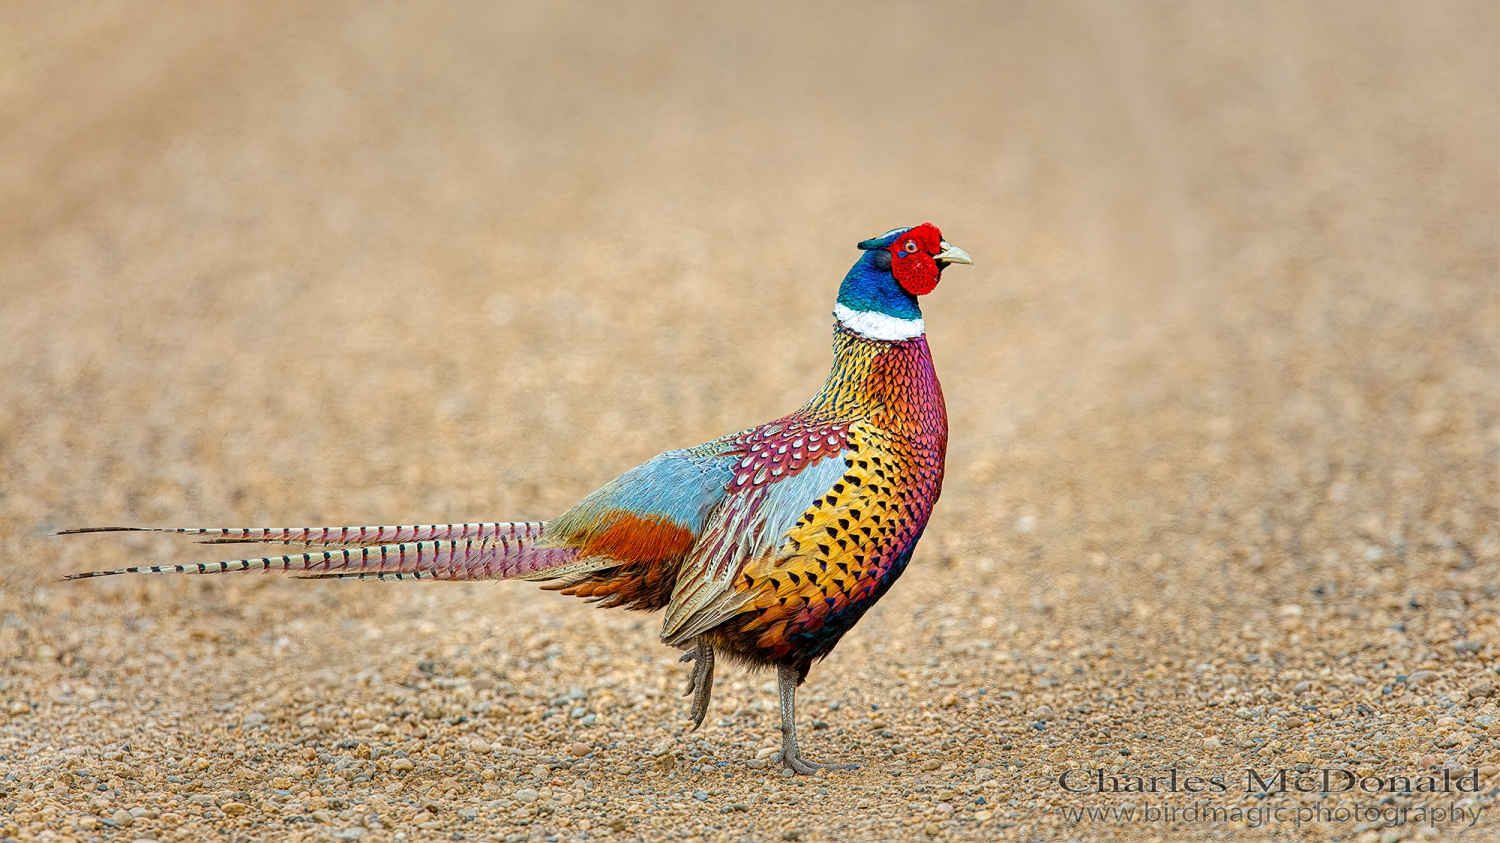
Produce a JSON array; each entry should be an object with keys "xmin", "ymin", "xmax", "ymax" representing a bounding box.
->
[{"xmin": 0, "ymin": 1, "xmax": 1495, "ymax": 841}]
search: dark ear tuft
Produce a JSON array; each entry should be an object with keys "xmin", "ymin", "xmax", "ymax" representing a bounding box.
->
[
  {"xmin": 870, "ymin": 249, "xmax": 893, "ymax": 271},
  {"xmin": 858, "ymin": 227, "xmax": 909, "ymax": 251}
]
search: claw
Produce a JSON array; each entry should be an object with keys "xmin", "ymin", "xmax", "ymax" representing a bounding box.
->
[{"xmin": 774, "ymin": 748, "xmax": 859, "ymax": 775}]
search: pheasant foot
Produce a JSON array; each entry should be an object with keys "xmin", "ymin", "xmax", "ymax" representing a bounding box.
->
[
  {"xmin": 679, "ymin": 638, "xmax": 715, "ymax": 730},
  {"xmin": 774, "ymin": 663, "xmax": 859, "ymax": 774}
]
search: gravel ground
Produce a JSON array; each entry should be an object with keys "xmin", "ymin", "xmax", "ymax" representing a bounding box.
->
[{"xmin": 1, "ymin": 2, "xmax": 1497, "ymax": 842}]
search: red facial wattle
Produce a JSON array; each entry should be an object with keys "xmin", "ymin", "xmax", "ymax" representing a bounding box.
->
[{"xmin": 888, "ymin": 223, "xmax": 946, "ymax": 296}]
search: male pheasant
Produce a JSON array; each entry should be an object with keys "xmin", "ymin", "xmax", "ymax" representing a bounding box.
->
[{"xmin": 63, "ymin": 223, "xmax": 972, "ymax": 774}]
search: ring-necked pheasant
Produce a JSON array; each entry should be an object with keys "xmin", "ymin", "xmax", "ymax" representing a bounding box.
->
[{"xmin": 62, "ymin": 223, "xmax": 971, "ymax": 774}]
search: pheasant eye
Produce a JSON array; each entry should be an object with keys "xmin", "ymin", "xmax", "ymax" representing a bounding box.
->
[{"xmin": 904, "ymin": 240, "xmax": 918, "ymax": 253}]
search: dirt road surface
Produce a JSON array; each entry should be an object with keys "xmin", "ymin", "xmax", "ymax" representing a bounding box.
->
[{"xmin": 0, "ymin": 2, "xmax": 1496, "ymax": 841}]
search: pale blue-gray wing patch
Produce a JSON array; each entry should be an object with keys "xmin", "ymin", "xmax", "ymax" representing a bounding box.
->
[{"xmin": 546, "ymin": 447, "xmax": 736, "ymax": 543}]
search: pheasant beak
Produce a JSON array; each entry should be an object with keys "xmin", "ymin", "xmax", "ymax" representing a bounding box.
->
[{"xmin": 935, "ymin": 241, "xmax": 973, "ymax": 266}]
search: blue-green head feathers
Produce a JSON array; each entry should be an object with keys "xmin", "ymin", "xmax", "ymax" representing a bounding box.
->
[{"xmin": 837, "ymin": 227, "xmax": 921, "ymax": 320}]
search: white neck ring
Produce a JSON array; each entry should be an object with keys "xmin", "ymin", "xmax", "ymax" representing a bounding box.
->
[{"xmin": 834, "ymin": 303, "xmax": 925, "ymax": 341}]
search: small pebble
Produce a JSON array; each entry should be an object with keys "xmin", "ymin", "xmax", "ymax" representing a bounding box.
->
[{"xmin": 513, "ymin": 788, "xmax": 540, "ymax": 804}]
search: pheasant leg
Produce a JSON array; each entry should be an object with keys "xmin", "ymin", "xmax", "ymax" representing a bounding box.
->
[
  {"xmin": 679, "ymin": 638, "xmax": 716, "ymax": 730},
  {"xmin": 774, "ymin": 663, "xmax": 858, "ymax": 774}
]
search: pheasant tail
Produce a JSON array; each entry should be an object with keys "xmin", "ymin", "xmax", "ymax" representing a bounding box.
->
[{"xmin": 59, "ymin": 522, "xmax": 580, "ymax": 582}]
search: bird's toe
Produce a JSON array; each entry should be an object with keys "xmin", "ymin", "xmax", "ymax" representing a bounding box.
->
[{"xmin": 775, "ymin": 750, "xmax": 858, "ymax": 775}]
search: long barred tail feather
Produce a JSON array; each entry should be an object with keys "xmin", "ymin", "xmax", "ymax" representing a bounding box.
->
[
  {"xmin": 60, "ymin": 523, "xmax": 584, "ymax": 583},
  {"xmin": 57, "ymin": 522, "xmax": 530, "ymax": 548}
]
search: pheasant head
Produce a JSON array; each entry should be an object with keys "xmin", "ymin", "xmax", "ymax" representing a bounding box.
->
[{"xmin": 835, "ymin": 222, "xmax": 972, "ymax": 341}]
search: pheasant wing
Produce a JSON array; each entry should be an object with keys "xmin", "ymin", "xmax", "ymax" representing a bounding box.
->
[{"xmin": 660, "ymin": 417, "xmax": 853, "ymax": 644}]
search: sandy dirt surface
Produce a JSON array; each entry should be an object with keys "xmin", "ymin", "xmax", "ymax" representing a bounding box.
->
[{"xmin": 1, "ymin": 2, "xmax": 1497, "ymax": 841}]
